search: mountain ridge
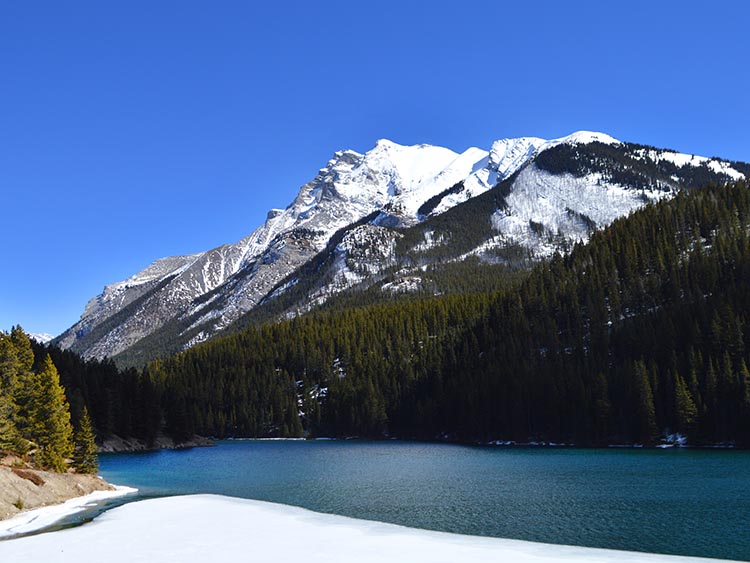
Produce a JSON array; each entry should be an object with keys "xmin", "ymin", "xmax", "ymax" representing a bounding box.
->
[{"xmin": 54, "ymin": 132, "xmax": 749, "ymax": 364}]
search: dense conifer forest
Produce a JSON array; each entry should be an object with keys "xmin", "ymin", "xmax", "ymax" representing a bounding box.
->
[
  {"xmin": 143, "ymin": 181, "xmax": 750, "ymax": 446},
  {"xmin": 8, "ymin": 180, "xmax": 750, "ymax": 448}
]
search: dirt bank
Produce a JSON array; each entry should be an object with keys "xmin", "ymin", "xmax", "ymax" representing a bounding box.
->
[{"xmin": 0, "ymin": 462, "xmax": 115, "ymax": 521}]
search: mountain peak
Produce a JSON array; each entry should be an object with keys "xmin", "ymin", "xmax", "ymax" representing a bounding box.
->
[
  {"xmin": 551, "ymin": 130, "xmax": 621, "ymax": 146},
  {"xmin": 373, "ymin": 138, "xmax": 402, "ymax": 150},
  {"xmin": 29, "ymin": 332, "xmax": 54, "ymax": 344},
  {"xmin": 56, "ymin": 131, "xmax": 749, "ymax": 364},
  {"xmin": 488, "ymin": 137, "xmax": 545, "ymax": 174},
  {"xmin": 371, "ymin": 138, "xmax": 445, "ymax": 154}
]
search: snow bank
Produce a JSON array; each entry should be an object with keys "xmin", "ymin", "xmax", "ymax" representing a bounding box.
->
[
  {"xmin": 0, "ymin": 494, "xmax": 726, "ymax": 562},
  {"xmin": 0, "ymin": 485, "xmax": 136, "ymax": 539}
]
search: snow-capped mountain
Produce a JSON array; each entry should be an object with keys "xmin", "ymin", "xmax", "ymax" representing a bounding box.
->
[
  {"xmin": 55, "ymin": 132, "xmax": 748, "ymax": 363},
  {"xmin": 28, "ymin": 333, "xmax": 55, "ymax": 344}
]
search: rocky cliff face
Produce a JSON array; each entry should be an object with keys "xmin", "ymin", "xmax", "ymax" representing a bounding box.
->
[{"xmin": 55, "ymin": 132, "xmax": 748, "ymax": 363}]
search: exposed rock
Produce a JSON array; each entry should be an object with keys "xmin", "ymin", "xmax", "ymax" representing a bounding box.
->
[
  {"xmin": 0, "ymin": 465, "xmax": 114, "ymax": 521},
  {"xmin": 54, "ymin": 132, "xmax": 749, "ymax": 364},
  {"xmin": 97, "ymin": 433, "xmax": 214, "ymax": 453}
]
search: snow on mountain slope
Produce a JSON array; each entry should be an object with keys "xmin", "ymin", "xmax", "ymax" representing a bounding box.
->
[
  {"xmin": 301, "ymin": 224, "xmax": 404, "ymax": 311},
  {"xmin": 28, "ymin": 333, "xmax": 55, "ymax": 344},
  {"xmin": 388, "ymin": 146, "xmax": 489, "ymax": 217},
  {"xmin": 292, "ymin": 132, "xmax": 748, "ymax": 311},
  {"xmin": 81, "ymin": 255, "xmax": 200, "ymax": 321},
  {"xmin": 633, "ymin": 147, "xmax": 745, "ymax": 181},
  {"xmin": 410, "ymin": 132, "xmax": 746, "ymax": 261},
  {"xmin": 489, "ymin": 133, "xmax": 639, "ymax": 254},
  {"xmin": 57, "ymin": 139, "xmax": 514, "ymax": 359},
  {"xmin": 176, "ymin": 142, "xmax": 496, "ymax": 345},
  {"xmin": 491, "ymin": 165, "xmax": 664, "ymax": 256},
  {"xmin": 432, "ymin": 137, "xmax": 545, "ymax": 215},
  {"xmin": 268, "ymin": 138, "xmax": 553, "ymax": 313},
  {"xmin": 480, "ymin": 131, "xmax": 747, "ymax": 258},
  {"xmin": 544, "ymin": 130, "xmax": 620, "ymax": 147},
  {"xmin": 57, "ymin": 131, "xmax": 749, "ymax": 362}
]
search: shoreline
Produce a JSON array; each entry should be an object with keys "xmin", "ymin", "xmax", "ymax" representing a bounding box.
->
[
  {"xmin": 0, "ymin": 484, "xmax": 137, "ymax": 539},
  {"xmin": 0, "ymin": 494, "xmax": 727, "ymax": 562},
  {"xmin": 220, "ymin": 436, "xmax": 745, "ymax": 450},
  {"xmin": 98, "ymin": 433, "xmax": 214, "ymax": 453},
  {"xmin": 0, "ymin": 463, "xmax": 122, "ymax": 521}
]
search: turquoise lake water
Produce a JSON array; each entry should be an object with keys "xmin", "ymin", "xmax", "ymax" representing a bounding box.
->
[{"xmin": 97, "ymin": 441, "xmax": 750, "ymax": 561}]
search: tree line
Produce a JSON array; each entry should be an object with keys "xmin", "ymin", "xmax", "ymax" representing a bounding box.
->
[
  {"xmin": 8, "ymin": 180, "xmax": 750, "ymax": 449},
  {"xmin": 0, "ymin": 328, "xmax": 97, "ymax": 472},
  {"xmin": 143, "ymin": 180, "xmax": 750, "ymax": 446}
]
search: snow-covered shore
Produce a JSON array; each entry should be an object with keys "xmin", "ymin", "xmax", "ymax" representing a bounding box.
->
[
  {"xmin": 0, "ymin": 463, "xmax": 133, "ymax": 521},
  {"xmin": 0, "ymin": 494, "xmax": 728, "ymax": 562},
  {"xmin": 0, "ymin": 485, "xmax": 136, "ymax": 539}
]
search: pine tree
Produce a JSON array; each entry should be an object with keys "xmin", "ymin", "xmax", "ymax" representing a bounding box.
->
[
  {"xmin": 633, "ymin": 360, "xmax": 657, "ymax": 444},
  {"xmin": 674, "ymin": 372, "xmax": 697, "ymax": 435},
  {"xmin": 0, "ymin": 394, "xmax": 22, "ymax": 452},
  {"xmin": 72, "ymin": 407, "xmax": 98, "ymax": 474},
  {"xmin": 0, "ymin": 333, "xmax": 21, "ymax": 394},
  {"xmin": 9, "ymin": 326, "xmax": 34, "ymax": 376},
  {"xmin": 737, "ymin": 359, "xmax": 750, "ymax": 446},
  {"xmin": 737, "ymin": 360, "xmax": 750, "ymax": 408},
  {"xmin": 0, "ymin": 331, "xmax": 30, "ymax": 454},
  {"xmin": 6, "ymin": 327, "xmax": 35, "ymax": 431},
  {"xmin": 591, "ymin": 372, "xmax": 611, "ymax": 444},
  {"xmin": 30, "ymin": 355, "xmax": 74, "ymax": 472}
]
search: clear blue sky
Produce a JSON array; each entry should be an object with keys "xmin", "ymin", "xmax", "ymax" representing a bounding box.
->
[{"xmin": 2, "ymin": 1, "xmax": 749, "ymax": 336}]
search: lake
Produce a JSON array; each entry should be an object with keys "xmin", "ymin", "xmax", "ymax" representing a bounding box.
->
[{"xmin": 97, "ymin": 441, "xmax": 750, "ymax": 561}]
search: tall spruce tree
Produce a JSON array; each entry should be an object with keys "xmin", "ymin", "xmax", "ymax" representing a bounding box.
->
[
  {"xmin": 633, "ymin": 360, "xmax": 657, "ymax": 444},
  {"xmin": 72, "ymin": 406, "xmax": 98, "ymax": 474},
  {"xmin": 0, "ymin": 330, "xmax": 31, "ymax": 454},
  {"xmin": 0, "ymin": 394, "xmax": 21, "ymax": 452},
  {"xmin": 30, "ymin": 355, "xmax": 73, "ymax": 472},
  {"xmin": 8, "ymin": 326, "xmax": 35, "ymax": 428},
  {"xmin": 0, "ymin": 334, "xmax": 20, "ymax": 394},
  {"xmin": 674, "ymin": 372, "xmax": 697, "ymax": 435}
]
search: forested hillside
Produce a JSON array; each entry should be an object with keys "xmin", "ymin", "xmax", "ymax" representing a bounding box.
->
[
  {"xmin": 36, "ymin": 344, "xmax": 161, "ymax": 447},
  {"xmin": 10, "ymin": 180, "xmax": 750, "ymax": 448},
  {"xmin": 148, "ymin": 181, "xmax": 750, "ymax": 446}
]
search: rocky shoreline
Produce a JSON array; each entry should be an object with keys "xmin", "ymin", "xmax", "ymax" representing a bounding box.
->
[{"xmin": 97, "ymin": 433, "xmax": 215, "ymax": 453}]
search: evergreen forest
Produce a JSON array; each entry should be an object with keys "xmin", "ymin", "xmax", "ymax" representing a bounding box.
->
[
  {"xmin": 6, "ymin": 180, "xmax": 750, "ymax": 448},
  {"xmin": 0, "ymin": 328, "xmax": 98, "ymax": 472}
]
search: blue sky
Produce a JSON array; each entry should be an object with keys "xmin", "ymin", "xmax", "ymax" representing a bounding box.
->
[{"xmin": 2, "ymin": 1, "xmax": 749, "ymax": 336}]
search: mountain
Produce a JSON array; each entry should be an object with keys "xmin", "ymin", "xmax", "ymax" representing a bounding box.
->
[
  {"xmin": 144, "ymin": 180, "xmax": 750, "ymax": 446},
  {"xmin": 28, "ymin": 333, "xmax": 55, "ymax": 344},
  {"xmin": 54, "ymin": 132, "xmax": 749, "ymax": 364}
]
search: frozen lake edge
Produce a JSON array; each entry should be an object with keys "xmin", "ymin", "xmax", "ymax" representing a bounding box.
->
[
  {"xmin": 0, "ymin": 494, "xmax": 730, "ymax": 562},
  {"xmin": 0, "ymin": 485, "xmax": 137, "ymax": 539}
]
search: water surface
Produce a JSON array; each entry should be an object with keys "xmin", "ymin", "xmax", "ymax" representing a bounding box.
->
[{"xmin": 98, "ymin": 441, "xmax": 750, "ymax": 561}]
